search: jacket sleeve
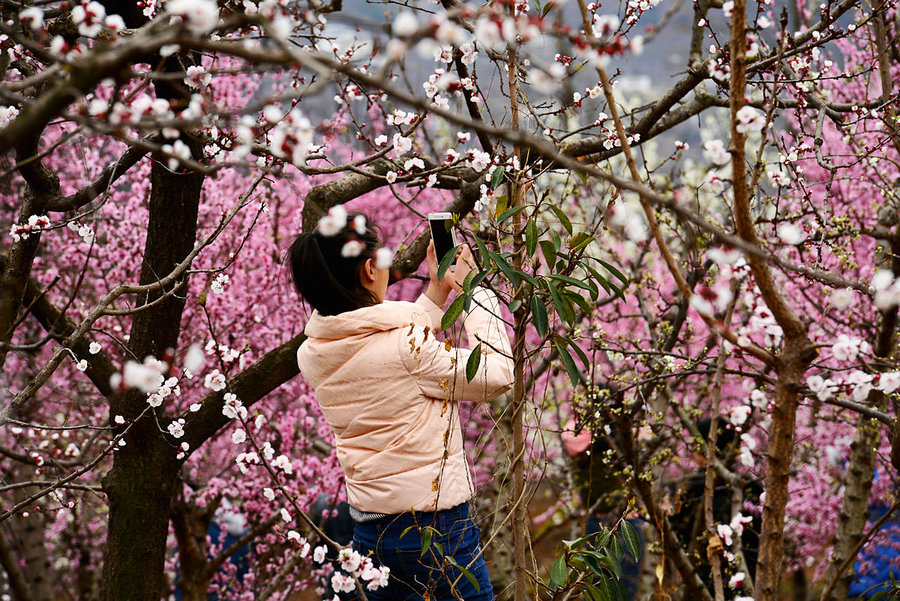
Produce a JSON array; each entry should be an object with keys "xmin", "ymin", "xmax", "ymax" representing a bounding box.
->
[
  {"xmin": 399, "ymin": 287, "xmax": 514, "ymax": 403},
  {"xmin": 413, "ymin": 293, "xmax": 445, "ymax": 331}
]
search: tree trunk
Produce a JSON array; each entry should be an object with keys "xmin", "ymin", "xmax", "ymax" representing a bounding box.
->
[
  {"xmin": 100, "ymin": 136, "xmax": 204, "ymax": 601},
  {"xmin": 754, "ymin": 342, "xmax": 807, "ymax": 601},
  {"xmin": 820, "ymin": 412, "xmax": 881, "ymax": 601}
]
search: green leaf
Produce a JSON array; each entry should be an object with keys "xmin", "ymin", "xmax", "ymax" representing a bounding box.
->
[
  {"xmin": 595, "ymin": 258, "xmax": 629, "ymax": 287},
  {"xmin": 441, "ymin": 294, "xmax": 466, "ymax": 330},
  {"xmin": 549, "ymin": 273, "xmax": 594, "ymax": 292},
  {"xmin": 420, "ymin": 527, "xmax": 433, "ymax": 557},
  {"xmin": 591, "ymin": 528, "xmax": 611, "ymax": 549},
  {"xmin": 531, "ymin": 296, "xmax": 549, "ymax": 338},
  {"xmin": 472, "ymin": 237, "xmax": 491, "ymax": 266},
  {"xmin": 491, "ymin": 165, "xmax": 504, "ymax": 189},
  {"xmin": 539, "ymin": 239, "xmax": 557, "ymax": 268},
  {"xmin": 487, "ymin": 250, "xmax": 520, "ymax": 288},
  {"xmin": 597, "ymin": 576, "xmax": 617, "ymax": 601},
  {"xmin": 444, "ymin": 556, "xmax": 480, "ymax": 592},
  {"xmin": 582, "ymin": 581, "xmax": 607, "ymax": 601},
  {"xmin": 551, "ymin": 228, "xmax": 562, "ymax": 251},
  {"xmin": 466, "ymin": 343, "xmax": 482, "ymax": 382},
  {"xmin": 621, "ymin": 520, "xmax": 641, "ymax": 562},
  {"xmin": 548, "ymin": 204, "xmax": 573, "ymax": 235},
  {"xmin": 508, "ymin": 299, "xmax": 522, "ymax": 313},
  {"xmin": 550, "ymin": 556, "xmax": 567, "ymax": 589},
  {"xmin": 496, "ymin": 204, "xmax": 527, "ymax": 223},
  {"xmin": 555, "ymin": 341, "xmax": 581, "ymax": 387},
  {"xmin": 525, "ymin": 220, "xmax": 538, "ymax": 257},
  {"xmin": 576, "ymin": 168, "xmax": 589, "ymax": 185},
  {"xmin": 515, "ymin": 270, "xmax": 540, "ymax": 288},
  {"xmin": 609, "ymin": 534, "xmax": 624, "ymax": 565},
  {"xmin": 494, "ymin": 194, "xmax": 508, "ymax": 216},
  {"xmin": 547, "ymin": 282, "xmax": 575, "ymax": 325},
  {"xmin": 469, "ymin": 270, "xmax": 488, "ymax": 289},
  {"xmin": 562, "ymin": 333, "xmax": 589, "ymax": 368},
  {"xmin": 570, "ymin": 231, "xmax": 593, "ymax": 253},
  {"xmin": 576, "ymin": 551, "xmax": 607, "ymax": 577},
  {"xmin": 437, "ymin": 243, "xmax": 460, "ymax": 282},
  {"xmin": 399, "ymin": 525, "xmax": 416, "ymax": 540}
]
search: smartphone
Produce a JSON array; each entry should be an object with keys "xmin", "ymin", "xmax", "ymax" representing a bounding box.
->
[{"xmin": 428, "ymin": 212, "xmax": 457, "ymax": 263}]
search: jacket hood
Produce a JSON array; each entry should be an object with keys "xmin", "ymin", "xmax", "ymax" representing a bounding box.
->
[{"xmin": 304, "ymin": 300, "xmax": 423, "ymax": 340}]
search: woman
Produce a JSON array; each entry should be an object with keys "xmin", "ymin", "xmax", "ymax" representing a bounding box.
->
[{"xmin": 288, "ymin": 210, "xmax": 514, "ymax": 601}]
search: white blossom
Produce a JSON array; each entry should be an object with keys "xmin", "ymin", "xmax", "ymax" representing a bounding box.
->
[
  {"xmin": 19, "ymin": 7, "xmax": 44, "ymax": 30},
  {"xmin": 167, "ymin": 419, "xmax": 185, "ymax": 439},
  {"xmin": 703, "ymin": 139, "xmax": 730, "ymax": 166},
  {"xmin": 736, "ymin": 106, "xmax": 766, "ymax": 133},
  {"xmin": 204, "ymin": 369, "xmax": 226, "ymax": 392},
  {"xmin": 166, "ymin": 0, "xmax": 219, "ymax": 35},
  {"xmin": 317, "ymin": 205, "xmax": 348, "ymax": 236},
  {"xmin": 375, "ymin": 247, "xmax": 393, "ymax": 270},
  {"xmin": 123, "ymin": 360, "xmax": 164, "ymax": 394},
  {"xmin": 830, "ymin": 287, "xmax": 853, "ymax": 310},
  {"xmin": 879, "ymin": 372, "xmax": 900, "ymax": 394},
  {"xmin": 341, "ymin": 240, "xmax": 365, "ymax": 257},
  {"xmin": 776, "ymin": 222, "xmax": 806, "ymax": 245}
]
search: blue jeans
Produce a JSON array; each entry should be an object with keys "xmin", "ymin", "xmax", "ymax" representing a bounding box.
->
[
  {"xmin": 586, "ymin": 516, "xmax": 644, "ymax": 601},
  {"xmin": 352, "ymin": 502, "xmax": 494, "ymax": 601}
]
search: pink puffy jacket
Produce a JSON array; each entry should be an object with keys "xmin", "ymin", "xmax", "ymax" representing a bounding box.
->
[{"xmin": 297, "ymin": 287, "xmax": 514, "ymax": 514}]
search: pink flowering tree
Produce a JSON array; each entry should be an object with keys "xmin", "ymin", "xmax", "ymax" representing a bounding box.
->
[{"xmin": 1, "ymin": 0, "xmax": 900, "ymax": 601}]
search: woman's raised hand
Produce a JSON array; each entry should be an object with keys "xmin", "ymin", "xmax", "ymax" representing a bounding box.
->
[
  {"xmin": 425, "ymin": 241, "xmax": 476, "ymax": 306},
  {"xmin": 448, "ymin": 244, "xmax": 475, "ymax": 292}
]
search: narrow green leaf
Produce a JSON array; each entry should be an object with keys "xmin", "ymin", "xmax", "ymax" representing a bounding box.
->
[
  {"xmin": 584, "ymin": 263, "xmax": 611, "ymax": 294},
  {"xmin": 548, "ymin": 282, "xmax": 575, "ymax": 325},
  {"xmin": 597, "ymin": 575, "xmax": 617, "ymax": 601},
  {"xmin": 569, "ymin": 231, "xmax": 593, "ymax": 253},
  {"xmin": 399, "ymin": 525, "xmax": 415, "ymax": 540},
  {"xmin": 469, "ymin": 270, "xmax": 488, "ymax": 289},
  {"xmin": 444, "ymin": 556, "xmax": 480, "ymax": 592},
  {"xmin": 525, "ymin": 220, "xmax": 538, "ymax": 256},
  {"xmin": 487, "ymin": 250, "xmax": 520, "ymax": 287},
  {"xmin": 609, "ymin": 534, "xmax": 624, "ymax": 565},
  {"xmin": 531, "ymin": 296, "xmax": 548, "ymax": 338},
  {"xmin": 465, "ymin": 343, "xmax": 482, "ymax": 382},
  {"xmin": 437, "ymin": 244, "xmax": 460, "ymax": 282},
  {"xmin": 562, "ymin": 333, "xmax": 589, "ymax": 368},
  {"xmin": 539, "ymin": 239, "xmax": 557, "ymax": 268},
  {"xmin": 548, "ymin": 204, "xmax": 573, "ymax": 235},
  {"xmin": 515, "ymin": 270, "xmax": 540, "ymax": 288},
  {"xmin": 551, "ymin": 228, "xmax": 562, "ymax": 251},
  {"xmin": 550, "ymin": 556, "xmax": 567, "ymax": 588},
  {"xmin": 494, "ymin": 194, "xmax": 508, "ymax": 217},
  {"xmin": 555, "ymin": 341, "xmax": 581, "ymax": 387},
  {"xmin": 582, "ymin": 581, "xmax": 606, "ymax": 601},
  {"xmin": 621, "ymin": 520, "xmax": 641, "ymax": 562},
  {"xmin": 496, "ymin": 204, "xmax": 527, "ymax": 223},
  {"xmin": 595, "ymin": 258, "xmax": 629, "ymax": 287},
  {"xmin": 577, "ymin": 551, "xmax": 606, "ymax": 577},
  {"xmin": 591, "ymin": 528, "xmax": 611, "ymax": 549},
  {"xmin": 441, "ymin": 294, "xmax": 466, "ymax": 330},
  {"xmin": 420, "ymin": 527, "xmax": 433, "ymax": 557},
  {"xmin": 472, "ymin": 237, "xmax": 492, "ymax": 267},
  {"xmin": 549, "ymin": 273, "xmax": 594, "ymax": 291},
  {"xmin": 508, "ymin": 299, "xmax": 522, "ymax": 313},
  {"xmin": 491, "ymin": 165, "xmax": 504, "ymax": 189}
]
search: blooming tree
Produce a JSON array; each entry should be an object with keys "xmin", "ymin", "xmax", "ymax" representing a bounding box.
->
[{"xmin": 1, "ymin": 0, "xmax": 899, "ymax": 600}]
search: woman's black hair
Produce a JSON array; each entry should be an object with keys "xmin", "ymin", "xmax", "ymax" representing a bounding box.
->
[{"xmin": 287, "ymin": 212, "xmax": 382, "ymax": 316}]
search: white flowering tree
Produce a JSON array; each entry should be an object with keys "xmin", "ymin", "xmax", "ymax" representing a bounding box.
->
[{"xmin": 1, "ymin": 0, "xmax": 900, "ymax": 600}]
